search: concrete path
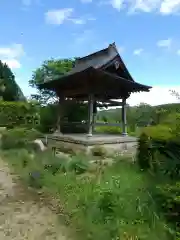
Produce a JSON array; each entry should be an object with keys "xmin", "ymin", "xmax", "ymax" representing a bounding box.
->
[{"xmin": 0, "ymin": 159, "xmax": 70, "ymax": 240}]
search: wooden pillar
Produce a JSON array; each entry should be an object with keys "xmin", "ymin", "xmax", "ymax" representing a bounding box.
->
[
  {"xmin": 92, "ymin": 101, "xmax": 97, "ymax": 132},
  {"xmin": 121, "ymin": 98, "xmax": 127, "ymax": 136},
  {"xmin": 54, "ymin": 95, "xmax": 64, "ymax": 135},
  {"xmin": 87, "ymin": 93, "xmax": 94, "ymax": 137}
]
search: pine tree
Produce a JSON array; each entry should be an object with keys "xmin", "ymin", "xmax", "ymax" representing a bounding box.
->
[{"xmin": 0, "ymin": 60, "xmax": 26, "ymax": 101}]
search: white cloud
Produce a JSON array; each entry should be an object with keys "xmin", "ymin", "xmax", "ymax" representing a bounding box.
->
[
  {"xmin": 2, "ymin": 59, "xmax": 21, "ymax": 69},
  {"xmin": 45, "ymin": 8, "xmax": 73, "ymax": 25},
  {"xmin": 0, "ymin": 44, "xmax": 24, "ymax": 59},
  {"xmin": 157, "ymin": 38, "xmax": 172, "ymax": 49},
  {"xmin": 160, "ymin": 0, "xmax": 180, "ymax": 14},
  {"xmin": 128, "ymin": 85, "xmax": 180, "ymax": 106},
  {"xmin": 133, "ymin": 48, "xmax": 144, "ymax": 55},
  {"xmin": 129, "ymin": 0, "xmax": 161, "ymax": 13},
  {"xmin": 106, "ymin": 0, "xmax": 180, "ymax": 14},
  {"xmin": 111, "ymin": 0, "xmax": 124, "ymax": 11},
  {"xmin": 0, "ymin": 43, "xmax": 24, "ymax": 69},
  {"xmin": 69, "ymin": 16, "xmax": 96, "ymax": 24},
  {"xmin": 45, "ymin": 9, "xmax": 95, "ymax": 25},
  {"xmin": 69, "ymin": 18, "xmax": 86, "ymax": 24}
]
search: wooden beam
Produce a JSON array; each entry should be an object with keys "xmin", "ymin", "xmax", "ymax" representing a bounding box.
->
[{"xmin": 57, "ymin": 86, "xmax": 88, "ymax": 97}]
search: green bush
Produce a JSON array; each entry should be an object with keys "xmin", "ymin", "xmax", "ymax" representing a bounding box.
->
[
  {"xmin": 155, "ymin": 182, "xmax": 180, "ymax": 238},
  {"xmin": 1, "ymin": 128, "xmax": 42, "ymax": 150},
  {"xmin": 38, "ymin": 101, "xmax": 88, "ymax": 133},
  {"xmin": 0, "ymin": 101, "xmax": 40, "ymax": 128},
  {"xmin": 138, "ymin": 124, "xmax": 180, "ymax": 239},
  {"xmin": 141, "ymin": 125, "xmax": 173, "ymax": 141},
  {"xmin": 137, "ymin": 133, "xmax": 151, "ymax": 170},
  {"xmin": 95, "ymin": 125, "xmax": 121, "ymax": 134},
  {"xmin": 138, "ymin": 125, "xmax": 180, "ymax": 176}
]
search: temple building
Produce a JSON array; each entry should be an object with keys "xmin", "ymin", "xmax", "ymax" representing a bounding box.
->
[{"xmin": 39, "ymin": 42, "xmax": 151, "ymax": 137}]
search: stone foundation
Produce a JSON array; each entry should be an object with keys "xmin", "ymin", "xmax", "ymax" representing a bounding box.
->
[{"xmin": 41, "ymin": 134, "xmax": 137, "ymax": 156}]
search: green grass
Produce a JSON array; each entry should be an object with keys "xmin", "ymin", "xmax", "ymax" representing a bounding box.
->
[{"xmin": 1, "ymin": 149, "xmax": 171, "ymax": 240}]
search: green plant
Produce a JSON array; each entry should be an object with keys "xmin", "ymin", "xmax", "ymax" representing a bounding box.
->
[
  {"xmin": 95, "ymin": 125, "xmax": 121, "ymax": 134},
  {"xmin": 44, "ymin": 157, "xmax": 68, "ymax": 175},
  {"xmin": 141, "ymin": 125, "xmax": 173, "ymax": 141},
  {"xmin": 68, "ymin": 155, "xmax": 89, "ymax": 174},
  {"xmin": 155, "ymin": 181, "xmax": 180, "ymax": 238},
  {"xmin": 137, "ymin": 133, "xmax": 152, "ymax": 170},
  {"xmin": 91, "ymin": 145, "xmax": 107, "ymax": 157},
  {"xmin": 1, "ymin": 127, "xmax": 42, "ymax": 150},
  {"xmin": 2, "ymin": 149, "xmax": 171, "ymax": 240},
  {"xmin": 0, "ymin": 101, "xmax": 40, "ymax": 128}
]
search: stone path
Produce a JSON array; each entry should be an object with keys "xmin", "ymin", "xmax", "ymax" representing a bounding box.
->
[{"xmin": 0, "ymin": 159, "xmax": 70, "ymax": 240}]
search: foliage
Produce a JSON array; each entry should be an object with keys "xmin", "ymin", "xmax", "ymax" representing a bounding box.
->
[
  {"xmin": 68, "ymin": 155, "xmax": 89, "ymax": 174},
  {"xmin": 141, "ymin": 125, "xmax": 173, "ymax": 141},
  {"xmin": 3, "ymin": 149, "xmax": 170, "ymax": 240},
  {"xmin": 137, "ymin": 123, "xmax": 180, "ymax": 239},
  {"xmin": 38, "ymin": 101, "xmax": 88, "ymax": 133},
  {"xmin": 0, "ymin": 100, "xmax": 40, "ymax": 128},
  {"xmin": 95, "ymin": 125, "xmax": 121, "ymax": 134},
  {"xmin": 97, "ymin": 103, "xmax": 180, "ymax": 131},
  {"xmin": 137, "ymin": 133, "xmax": 151, "ymax": 170},
  {"xmin": 0, "ymin": 60, "xmax": 26, "ymax": 101},
  {"xmin": 155, "ymin": 182, "xmax": 180, "ymax": 239},
  {"xmin": 37, "ymin": 104, "xmax": 58, "ymax": 133},
  {"xmin": 1, "ymin": 127, "xmax": 42, "ymax": 149},
  {"xmin": 29, "ymin": 58, "xmax": 74, "ymax": 104}
]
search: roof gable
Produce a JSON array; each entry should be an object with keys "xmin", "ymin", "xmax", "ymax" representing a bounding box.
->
[{"xmin": 74, "ymin": 42, "xmax": 134, "ymax": 81}]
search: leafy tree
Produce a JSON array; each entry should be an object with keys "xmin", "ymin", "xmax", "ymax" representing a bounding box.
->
[
  {"xmin": 0, "ymin": 60, "xmax": 25, "ymax": 101},
  {"xmin": 29, "ymin": 58, "xmax": 75, "ymax": 104}
]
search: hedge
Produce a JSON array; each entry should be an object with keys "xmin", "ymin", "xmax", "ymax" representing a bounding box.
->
[
  {"xmin": 137, "ymin": 124, "xmax": 180, "ymax": 239},
  {"xmin": 0, "ymin": 101, "xmax": 40, "ymax": 128},
  {"xmin": 1, "ymin": 127, "xmax": 43, "ymax": 150}
]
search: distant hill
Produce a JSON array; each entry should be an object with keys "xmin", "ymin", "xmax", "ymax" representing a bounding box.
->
[{"xmin": 97, "ymin": 103, "xmax": 180, "ymax": 129}]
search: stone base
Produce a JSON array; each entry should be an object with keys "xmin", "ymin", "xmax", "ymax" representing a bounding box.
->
[{"xmin": 41, "ymin": 133, "xmax": 137, "ymax": 156}]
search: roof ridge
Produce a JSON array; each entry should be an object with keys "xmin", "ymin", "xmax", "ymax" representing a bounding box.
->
[{"xmin": 76, "ymin": 42, "xmax": 116, "ymax": 62}]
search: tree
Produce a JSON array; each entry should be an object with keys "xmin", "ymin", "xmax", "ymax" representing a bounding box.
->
[
  {"xmin": 29, "ymin": 58, "xmax": 75, "ymax": 104},
  {"xmin": 0, "ymin": 60, "xmax": 26, "ymax": 101}
]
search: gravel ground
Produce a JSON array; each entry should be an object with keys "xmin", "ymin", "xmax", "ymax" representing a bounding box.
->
[{"xmin": 0, "ymin": 159, "xmax": 70, "ymax": 240}]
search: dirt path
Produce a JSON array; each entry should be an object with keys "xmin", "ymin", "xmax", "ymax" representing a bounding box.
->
[{"xmin": 0, "ymin": 159, "xmax": 70, "ymax": 240}]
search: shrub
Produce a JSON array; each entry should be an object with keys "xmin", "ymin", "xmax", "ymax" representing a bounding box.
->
[
  {"xmin": 91, "ymin": 145, "xmax": 107, "ymax": 157},
  {"xmin": 137, "ymin": 133, "xmax": 151, "ymax": 170},
  {"xmin": 0, "ymin": 101, "xmax": 40, "ymax": 128},
  {"xmin": 1, "ymin": 127, "xmax": 42, "ymax": 150},
  {"xmin": 95, "ymin": 125, "xmax": 121, "ymax": 134},
  {"xmin": 141, "ymin": 125, "xmax": 173, "ymax": 141},
  {"xmin": 155, "ymin": 182, "xmax": 180, "ymax": 238}
]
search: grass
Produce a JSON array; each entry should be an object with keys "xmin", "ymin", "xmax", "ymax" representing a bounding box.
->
[{"xmin": 1, "ymin": 148, "xmax": 171, "ymax": 240}]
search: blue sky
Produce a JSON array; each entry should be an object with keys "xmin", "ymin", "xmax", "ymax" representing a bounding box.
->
[{"xmin": 0, "ymin": 0, "xmax": 180, "ymax": 105}]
